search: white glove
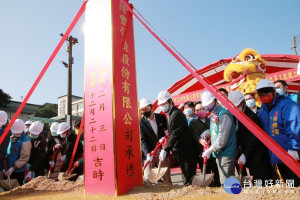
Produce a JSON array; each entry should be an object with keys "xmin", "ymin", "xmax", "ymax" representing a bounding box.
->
[
  {"xmin": 159, "ymin": 137, "xmax": 165, "ymax": 143},
  {"xmin": 146, "ymin": 153, "xmax": 154, "ymax": 162},
  {"xmin": 202, "ymin": 148, "xmax": 212, "ymax": 159},
  {"xmin": 165, "ymin": 130, "xmax": 169, "ymax": 137},
  {"xmin": 200, "ymin": 130, "xmax": 210, "ymax": 139},
  {"xmin": 288, "ymin": 150, "xmax": 299, "ymax": 161},
  {"xmin": 199, "ymin": 138, "xmax": 207, "ymax": 147},
  {"xmin": 159, "ymin": 149, "xmax": 167, "ymax": 161},
  {"xmin": 61, "ymin": 155, "xmax": 66, "ymax": 162},
  {"xmin": 238, "ymin": 153, "xmax": 246, "ymax": 165},
  {"xmin": 5, "ymin": 167, "xmax": 14, "ymax": 176},
  {"xmin": 54, "ymin": 144, "xmax": 62, "ymax": 149},
  {"xmin": 26, "ymin": 171, "xmax": 32, "ymax": 179},
  {"xmin": 73, "ymin": 161, "xmax": 80, "ymax": 167},
  {"xmin": 49, "ymin": 161, "xmax": 55, "ymax": 168}
]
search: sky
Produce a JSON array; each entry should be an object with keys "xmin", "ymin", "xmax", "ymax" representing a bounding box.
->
[{"xmin": 1, "ymin": 0, "xmax": 300, "ymax": 105}]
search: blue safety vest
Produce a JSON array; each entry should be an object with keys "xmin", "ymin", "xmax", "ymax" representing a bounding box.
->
[
  {"xmin": 7, "ymin": 133, "xmax": 30, "ymax": 173},
  {"xmin": 210, "ymin": 106, "xmax": 237, "ymax": 158}
]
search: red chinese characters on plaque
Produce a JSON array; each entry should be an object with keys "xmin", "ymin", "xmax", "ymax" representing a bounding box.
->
[
  {"xmin": 84, "ymin": 0, "xmax": 142, "ymax": 196},
  {"xmin": 112, "ymin": 0, "xmax": 143, "ymax": 195}
]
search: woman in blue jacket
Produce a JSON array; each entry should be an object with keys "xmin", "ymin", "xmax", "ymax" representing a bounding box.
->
[{"xmin": 6, "ymin": 119, "xmax": 32, "ymax": 186}]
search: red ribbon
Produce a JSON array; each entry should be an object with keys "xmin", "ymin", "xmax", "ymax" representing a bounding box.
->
[
  {"xmin": 67, "ymin": 114, "xmax": 84, "ymax": 174},
  {"xmin": 0, "ymin": 1, "xmax": 87, "ymax": 147},
  {"xmin": 121, "ymin": 0, "xmax": 300, "ymax": 177}
]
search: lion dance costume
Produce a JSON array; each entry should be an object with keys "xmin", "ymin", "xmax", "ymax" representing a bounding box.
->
[{"xmin": 224, "ymin": 48, "xmax": 267, "ymax": 106}]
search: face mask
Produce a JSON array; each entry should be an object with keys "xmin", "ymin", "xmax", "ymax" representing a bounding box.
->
[
  {"xmin": 142, "ymin": 110, "xmax": 152, "ymax": 118},
  {"xmin": 195, "ymin": 111, "xmax": 206, "ymax": 119},
  {"xmin": 276, "ymin": 88, "xmax": 284, "ymax": 96},
  {"xmin": 25, "ymin": 129, "xmax": 29, "ymax": 134},
  {"xmin": 246, "ymin": 99, "xmax": 256, "ymax": 108},
  {"xmin": 60, "ymin": 133, "xmax": 67, "ymax": 138},
  {"xmin": 183, "ymin": 108, "xmax": 193, "ymax": 116},
  {"xmin": 205, "ymin": 100, "xmax": 217, "ymax": 113},
  {"xmin": 51, "ymin": 132, "xmax": 59, "ymax": 137},
  {"xmin": 160, "ymin": 104, "xmax": 169, "ymax": 113},
  {"xmin": 30, "ymin": 134, "xmax": 38, "ymax": 140},
  {"xmin": 260, "ymin": 94, "xmax": 274, "ymax": 104},
  {"xmin": 205, "ymin": 102, "xmax": 214, "ymax": 111}
]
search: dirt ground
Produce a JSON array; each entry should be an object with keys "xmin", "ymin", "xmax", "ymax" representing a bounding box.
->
[{"xmin": 0, "ymin": 176, "xmax": 299, "ymax": 200}]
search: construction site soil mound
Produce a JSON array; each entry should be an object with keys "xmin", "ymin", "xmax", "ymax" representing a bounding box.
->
[{"xmin": 0, "ymin": 176, "xmax": 299, "ymax": 200}]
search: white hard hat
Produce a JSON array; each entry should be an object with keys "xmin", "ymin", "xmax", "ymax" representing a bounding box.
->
[
  {"xmin": 25, "ymin": 120, "xmax": 33, "ymax": 126},
  {"xmin": 0, "ymin": 111, "xmax": 8, "ymax": 126},
  {"xmin": 50, "ymin": 122, "xmax": 60, "ymax": 133},
  {"xmin": 139, "ymin": 98, "xmax": 152, "ymax": 109},
  {"xmin": 256, "ymin": 79, "xmax": 275, "ymax": 91},
  {"xmin": 228, "ymin": 91, "xmax": 244, "ymax": 106},
  {"xmin": 57, "ymin": 122, "xmax": 71, "ymax": 135},
  {"xmin": 201, "ymin": 91, "xmax": 216, "ymax": 107},
  {"xmin": 29, "ymin": 121, "xmax": 44, "ymax": 136},
  {"xmin": 11, "ymin": 119, "xmax": 25, "ymax": 134},
  {"xmin": 157, "ymin": 91, "xmax": 171, "ymax": 105}
]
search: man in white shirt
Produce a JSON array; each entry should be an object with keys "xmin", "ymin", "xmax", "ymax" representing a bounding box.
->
[{"xmin": 139, "ymin": 98, "xmax": 171, "ymax": 183}]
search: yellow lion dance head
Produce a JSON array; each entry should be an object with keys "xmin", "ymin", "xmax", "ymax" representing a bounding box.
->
[{"xmin": 224, "ymin": 48, "xmax": 267, "ymax": 106}]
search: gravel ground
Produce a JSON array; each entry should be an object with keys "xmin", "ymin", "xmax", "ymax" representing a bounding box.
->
[{"xmin": 0, "ymin": 176, "xmax": 299, "ymax": 200}]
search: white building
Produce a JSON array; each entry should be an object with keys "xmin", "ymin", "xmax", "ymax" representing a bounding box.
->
[{"xmin": 52, "ymin": 95, "xmax": 83, "ymax": 126}]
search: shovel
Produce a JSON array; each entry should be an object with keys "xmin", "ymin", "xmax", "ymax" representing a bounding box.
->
[
  {"xmin": 0, "ymin": 158, "xmax": 20, "ymax": 190},
  {"xmin": 58, "ymin": 164, "xmax": 78, "ymax": 181},
  {"xmin": 148, "ymin": 160, "xmax": 168, "ymax": 183},
  {"xmin": 234, "ymin": 162, "xmax": 253, "ymax": 187},
  {"xmin": 0, "ymin": 175, "xmax": 19, "ymax": 191},
  {"xmin": 192, "ymin": 156, "xmax": 214, "ymax": 187},
  {"xmin": 48, "ymin": 146, "xmax": 61, "ymax": 178},
  {"xmin": 192, "ymin": 138, "xmax": 214, "ymax": 187}
]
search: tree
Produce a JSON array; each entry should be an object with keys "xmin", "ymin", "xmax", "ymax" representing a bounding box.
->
[
  {"xmin": 35, "ymin": 103, "xmax": 58, "ymax": 118},
  {"xmin": 0, "ymin": 89, "xmax": 12, "ymax": 108}
]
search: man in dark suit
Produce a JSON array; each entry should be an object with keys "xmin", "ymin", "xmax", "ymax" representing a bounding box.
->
[
  {"xmin": 157, "ymin": 91, "xmax": 197, "ymax": 186},
  {"xmin": 57, "ymin": 122, "xmax": 83, "ymax": 181},
  {"xmin": 139, "ymin": 98, "xmax": 171, "ymax": 183},
  {"xmin": 228, "ymin": 91, "xmax": 272, "ymax": 182}
]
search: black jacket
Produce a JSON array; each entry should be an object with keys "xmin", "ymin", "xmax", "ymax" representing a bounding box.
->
[
  {"xmin": 163, "ymin": 106, "xmax": 197, "ymax": 154},
  {"xmin": 28, "ymin": 134, "xmax": 47, "ymax": 176},
  {"xmin": 140, "ymin": 113, "xmax": 167, "ymax": 160},
  {"xmin": 189, "ymin": 117, "xmax": 210, "ymax": 153},
  {"xmin": 236, "ymin": 106, "xmax": 270, "ymax": 168},
  {"xmin": 46, "ymin": 135, "xmax": 66, "ymax": 170},
  {"xmin": 61, "ymin": 131, "xmax": 84, "ymax": 172}
]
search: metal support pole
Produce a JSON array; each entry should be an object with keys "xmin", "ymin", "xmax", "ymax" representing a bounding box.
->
[{"xmin": 67, "ymin": 36, "xmax": 73, "ymax": 126}]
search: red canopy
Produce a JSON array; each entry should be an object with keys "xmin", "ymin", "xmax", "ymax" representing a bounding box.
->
[{"xmin": 154, "ymin": 54, "xmax": 300, "ymax": 110}]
